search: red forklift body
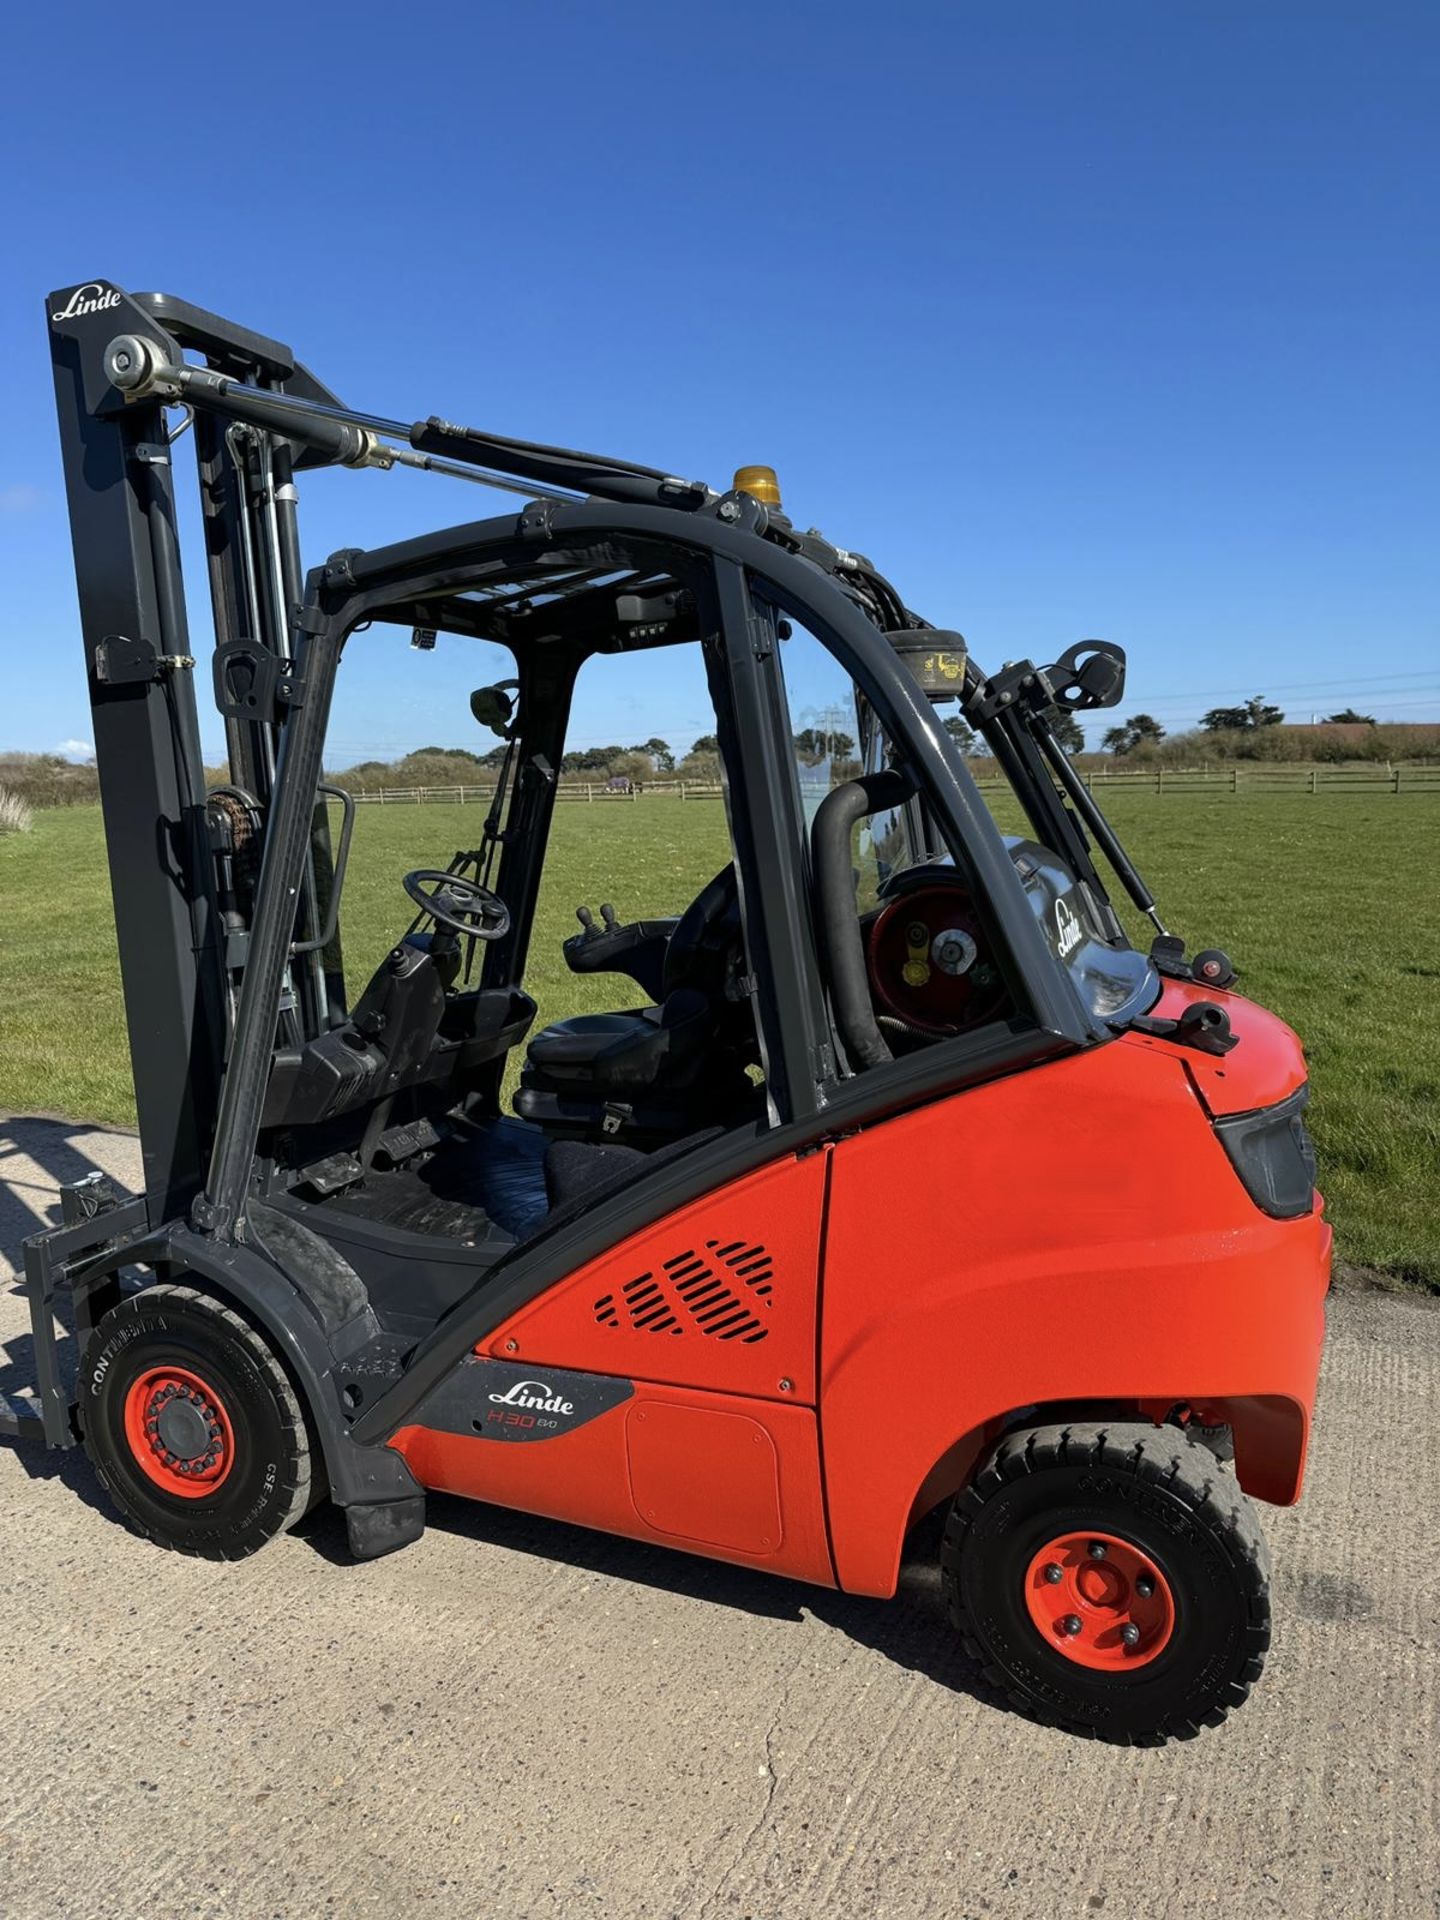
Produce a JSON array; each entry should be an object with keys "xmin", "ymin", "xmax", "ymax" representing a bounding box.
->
[
  {"xmin": 18, "ymin": 278, "xmax": 1331, "ymax": 1742},
  {"xmin": 392, "ymin": 984, "xmax": 1328, "ymax": 1599}
]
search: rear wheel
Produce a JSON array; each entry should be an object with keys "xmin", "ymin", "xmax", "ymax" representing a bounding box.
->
[
  {"xmin": 79, "ymin": 1283, "xmax": 314, "ymax": 1560},
  {"xmin": 941, "ymin": 1422, "xmax": 1270, "ymax": 1744}
]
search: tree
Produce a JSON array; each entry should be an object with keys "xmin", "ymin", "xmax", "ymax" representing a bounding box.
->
[
  {"xmin": 677, "ymin": 749, "xmax": 722, "ymax": 784},
  {"xmin": 1101, "ymin": 713, "xmax": 1166, "ymax": 756},
  {"xmin": 641, "ymin": 736, "xmax": 675, "ymax": 772},
  {"xmin": 1323, "ymin": 708, "xmax": 1377, "ymax": 726},
  {"xmin": 1048, "ymin": 711, "xmax": 1086, "ymax": 756},
  {"xmin": 560, "ymin": 744, "xmax": 626, "ymax": 774},
  {"xmin": 407, "ymin": 746, "xmax": 482, "ymax": 765},
  {"xmin": 611, "ymin": 750, "xmax": 655, "ymax": 789},
  {"xmin": 1201, "ymin": 695, "xmax": 1284, "ymax": 732},
  {"xmin": 690, "ymin": 734, "xmax": 719, "ymax": 756},
  {"xmin": 792, "ymin": 725, "xmax": 856, "ymax": 764},
  {"xmin": 943, "ymin": 714, "xmax": 977, "ymax": 755}
]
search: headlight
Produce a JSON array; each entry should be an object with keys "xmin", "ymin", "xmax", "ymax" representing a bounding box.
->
[{"xmin": 1213, "ymin": 1085, "xmax": 1317, "ymax": 1219}]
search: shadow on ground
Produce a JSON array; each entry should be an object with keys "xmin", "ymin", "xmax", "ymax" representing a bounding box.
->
[
  {"xmin": 299, "ymin": 1486, "xmax": 1011, "ymax": 1718},
  {"xmin": 0, "ymin": 1115, "xmax": 138, "ymax": 1520},
  {"xmin": 0, "ymin": 1114, "xmax": 132, "ymax": 1254},
  {"xmin": 0, "ymin": 1115, "xmax": 121, "ymax": 1386},
  {"xmin": 2, "ymin": 1425, "xmax": 1010, "ymax": 1719}
]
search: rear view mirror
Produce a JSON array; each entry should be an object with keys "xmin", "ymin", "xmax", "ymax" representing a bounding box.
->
[
  {"xmin": 1046, "ymin": 640, "xmax": 1126, "ymax": 712},
  {"xmin": 470, "ymin": 681, "xmax": 519, "ymax": 737}
]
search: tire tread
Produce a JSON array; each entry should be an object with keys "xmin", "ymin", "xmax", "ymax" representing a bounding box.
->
[
  {"xmin": 81, "ymin": 1282, "xmax": 313, "ymax": 1561},
  {"xmin": 940, "ymin": 1420, "xmax": 1271, "ymax": 1746}
]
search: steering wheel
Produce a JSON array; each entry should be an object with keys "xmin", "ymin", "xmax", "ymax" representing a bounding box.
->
[
  {"xmin": 866, "ymin": 878, "xmax": 1006, "ymax": 1036},
  {"xmin": 403, "ymin": 869, "xmax": 511, "ymax": 942},
  {"xmin": 662, "ymin": 864, "xmax": 741, "ymax": 996}
]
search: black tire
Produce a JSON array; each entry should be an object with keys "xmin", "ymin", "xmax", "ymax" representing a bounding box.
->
[
  {"xmin": 78, "ymin": 1282, "xmax": 314, "ymax": 1560},
  {"xmin": 941, "ymin": 1421, "xmax": 1270, "ymax": 1745}
]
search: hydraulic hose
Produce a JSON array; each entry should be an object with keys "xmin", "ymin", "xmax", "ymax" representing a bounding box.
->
[
  {"xmin": 811, "ymin": 770, "xmax": 914, "ymax": 1073},
  {"xmin": 102, "ymin": 334, "xmax": 707, "ymax": 506}
]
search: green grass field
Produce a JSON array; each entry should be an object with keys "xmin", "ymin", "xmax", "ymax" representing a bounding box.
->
[{"xmin": 3, "ymin": 793, "xmax": 1437, "ymax": 1286}]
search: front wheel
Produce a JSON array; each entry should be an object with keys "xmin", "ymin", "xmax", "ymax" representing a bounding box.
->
[
  {"xmin": 79, "ymin": 1282, "xmax": 316, "ymax": 1560},
  {"xmin": 941, "ymin": 1422, "xmax": 1271, "ymax": 1744}
]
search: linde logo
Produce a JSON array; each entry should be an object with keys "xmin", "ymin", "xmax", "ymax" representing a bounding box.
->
[
  {"xmin": 51, "ymin": 283, "xmax": 121, "ymax": 323},
  {"xmin": 1054, "ymin": 897, "xmax": 1084, "ymax": 959},
  {"xmin": 487, "ymin": 1379, "xmax": 575, "ymax": 1415}
]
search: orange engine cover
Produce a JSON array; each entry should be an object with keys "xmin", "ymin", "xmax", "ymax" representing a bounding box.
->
[
  {"xmin": 485, "ymin": 1151, "xmax": 828, "ymax": 1404},
  {"xmin": 817, "ymin": 1038, "xmax": 1329, "ymax": 1597},
  {"xmin": 626, "ymin": 1401, "xmax": 782, "ymax": 1554},
  {"xmin": 395, "ymin": 1004, "xmax": 1327, "ymax": 1607}
]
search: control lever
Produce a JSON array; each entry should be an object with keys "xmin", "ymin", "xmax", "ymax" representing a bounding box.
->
[
  {"xmin": 600, "ymin": 903, "xmax": 618, "ymax": 932},
  {"xmin": 576, "ymin": 905, "xmax": 597, "ymax": 938}
]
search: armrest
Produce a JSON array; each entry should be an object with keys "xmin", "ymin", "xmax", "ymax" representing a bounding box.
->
[{"xmin": 562, "ymin": 918, "xmax": 678, "ymax": 1002}]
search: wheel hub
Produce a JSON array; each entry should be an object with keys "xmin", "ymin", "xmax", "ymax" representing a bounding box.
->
[
  {"xmin": 122, "ymin": 1366, "xmax": 235, "ymax": 1499},
  {"xmin": 1023, "ymin": 1531, "xmax": 1175, "ymax": 1670},
  {"xmin": 1076, "ymin": 1560, "xmax": 1123, "ymax": 1607},
  {"xmin": 155, "ymin": 1395, "xmax": 211, "ymax": 1460}
]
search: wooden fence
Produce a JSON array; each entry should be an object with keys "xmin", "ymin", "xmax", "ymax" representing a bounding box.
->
[
  {"xmin": 348, "ymin": 782, "xmax": 726, "ymax": 806},
  {"xmin": 343, "ymin": 764, "xmax": 1438, "ymax": 807},
  {"xmin": 986, "ymin": 764, "xmax": 1440, "ymax": 796}
]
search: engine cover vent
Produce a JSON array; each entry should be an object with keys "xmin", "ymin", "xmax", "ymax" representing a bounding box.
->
[{"xmin": 595, "ymin": 1238, "xmax": 773, "ymax": 1342}]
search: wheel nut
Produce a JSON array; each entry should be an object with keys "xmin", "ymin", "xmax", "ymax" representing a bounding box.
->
[
  {"xmin": 1136, "ymin": 1574, "xmax": 1155, "ymax": 1598},
  {"xmin": 1043, "ymin": 1563, "xmax": 1063, "ymax": 1584},
  {"xmin": 1088, "ymin": 1541, "xmax": 1108, "ymax": 1559},
  {"xmin": 1061, "ymin": 1614, "xmax": 1083, "ymax": 1637},
  {"xmin": 1120, "ymin": 1623, "xmax": 1141, "ymax": 1647}
]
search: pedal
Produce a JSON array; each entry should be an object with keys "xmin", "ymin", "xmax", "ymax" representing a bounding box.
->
[
  {"xmin": 295, "ymin": 1151, "xmax": 365, "ymax": 1196},
  {"xmin": 372, "ymin": 1117, "xmax": 441, "ymax": 1170}
]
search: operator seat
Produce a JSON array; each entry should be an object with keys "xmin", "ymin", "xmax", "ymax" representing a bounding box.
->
[{"xmin": 514, "ymin": 867, "xmax": 760, "ymax": 1143}]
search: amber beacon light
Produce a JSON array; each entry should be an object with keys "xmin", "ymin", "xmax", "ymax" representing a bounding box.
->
[{"xmin": 732, "ymin": 464, "xmax": 782, "ymax": 506}]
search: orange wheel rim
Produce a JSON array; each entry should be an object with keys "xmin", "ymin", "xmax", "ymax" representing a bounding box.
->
[
  {"xmin": 1024, "ymin": 1530, "xmax": 1175, "ymax": 1671},
  {"xmin": 121, "ymin": 1365, "xmax": 235, "ymax": 1499}
]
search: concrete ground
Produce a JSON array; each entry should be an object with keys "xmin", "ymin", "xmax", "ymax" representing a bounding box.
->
[{"xmin": 0, "ymin": 1114, "xmax": 1435, "ymax": 1920}]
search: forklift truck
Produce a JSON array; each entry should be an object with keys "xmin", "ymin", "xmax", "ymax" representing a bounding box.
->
[{"xmin": 13, "ymin": 279, "xmax": 1330, "ymax": 1743}]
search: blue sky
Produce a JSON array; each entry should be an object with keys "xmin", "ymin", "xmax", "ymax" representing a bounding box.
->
[{"xmin": 2, "ymin": 1, "xmax": 1436, "ymax": 764}]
